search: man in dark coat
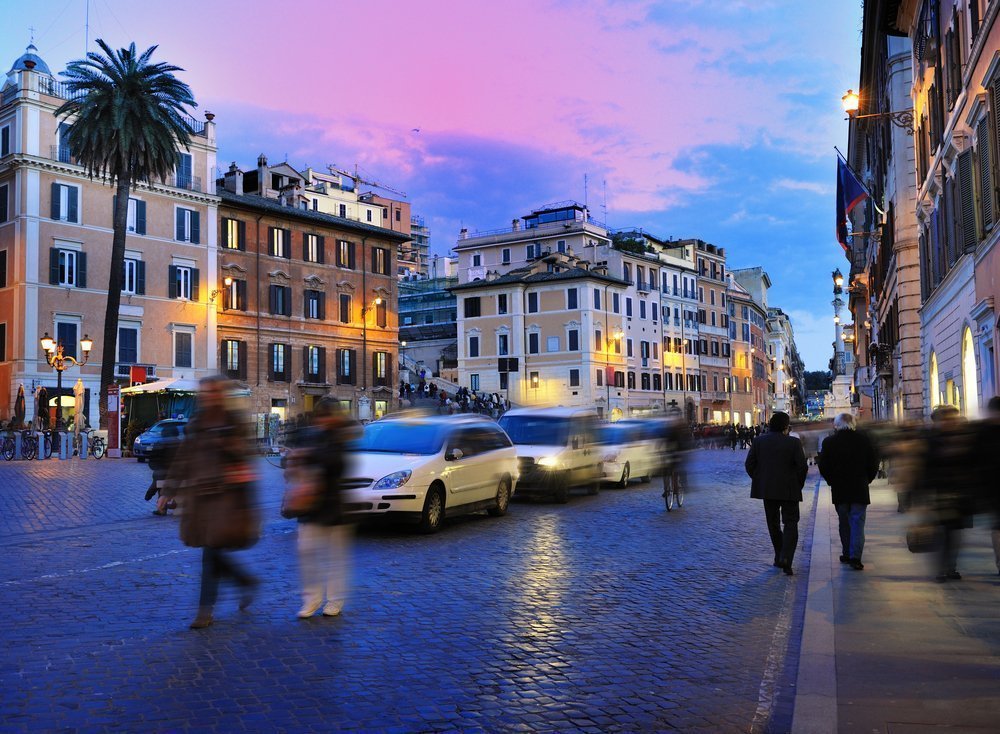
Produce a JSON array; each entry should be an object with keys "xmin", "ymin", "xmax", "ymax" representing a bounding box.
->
[
  {"xmin": 818, "ymin": 413, "xmax": 880, "ymax": 570},
  {"xmin": 745, "ymin": 411, "xmax": 808, "ymax": 575}
]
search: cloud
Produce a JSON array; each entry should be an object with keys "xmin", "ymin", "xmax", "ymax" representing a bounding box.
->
[{"xmin": 772, "ymin": 178, "xmax": 832, "ymax": 196}]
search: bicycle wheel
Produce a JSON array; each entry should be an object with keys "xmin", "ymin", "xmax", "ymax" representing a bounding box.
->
[
  {"xmin": 43, "ymin": 436, "xmax": 53, "ymax": 458},
  {"xmin": 92, "ymin": 438, "xmax": 106, "ymax": 459},
  {"xmin": 2, "ymin": 438, "xmax": 14, "ymax": 461},
  {"xmin": 665, "ymin": 487, "xmax": 674, "ymax": 511},
  {"xmin": 676, "ymin": 484, "xmax": 684, "ymax": 508},
  {"xmin": 22, "ymin": 437, "xmax": 37, "ymax": 461}
]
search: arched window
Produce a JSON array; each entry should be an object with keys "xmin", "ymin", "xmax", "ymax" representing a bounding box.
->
[
  {"xmin": 962, "ymin": 327, "xmax": 979, "ymax": 417},
  {"xmin": 929, "ymin": 352, "xmax": 940, "ymax": 409}
]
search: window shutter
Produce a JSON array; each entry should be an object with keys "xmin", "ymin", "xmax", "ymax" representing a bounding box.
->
[
  {"xmin": 191, "ymin": 269, "xmax": 200, "ymax": 301},
  {"xmin": 136, "ymin": 200, "xmax": 146, "ymax": 235},
  {"xmin": 191, "ymin": 211, "xmax": 201, "ymax": 244},
  {"xmin": 317, "ymin": 235, "xmax": 325, "ymax": 263},
  {"xmin": 238, "ymin": 341, "xmax": 247, "ymax": 380},
  {"xmin": 318, "ymin": 347, "xmax": 326, "ymax": 382},
  {"xmin": 136, "ymin": 260, "xmax": 146, "ymax": 295},
  {"xmin": 387, "ymin": 353, "xmax": 393, "ymax": 386},
  {"xmin": 268, "ymin": 284, "xmax": 276, "ymax": 314},
  {"xmin": 349, "ymin": 349, "xmax": 357, "ymax": 385},
  {"xmin": 66, "ymin": 187, "xmax": 78, "ymax": 223},
  {"xmin": 283, "ymin": 229, "xmax": 292, "ymax": 259},
  {"xmin": 319, "ymin": 292, "xmax": 326, "ymax": 320},
  {"xmin": 302, "ymin": 345, "xmax": 310, "ymax": 379},
  {"xmin": 50, "ymin": 182, "xmax": 60, "ymax": 220},
  {"xmin": 372, "ymin": 352, "xmax": 378, "ymax": 384},
  {"xmin": 76, "ymin": 252, "xmax": 87, "ymax": 289},
  {"xmin": 237, "ymin": 220, "xmax": 246, "ymax": 250},
  {"xmin": 992, "ymin": 77, "xmax": 1000, "ymax": 218},
  {"xmin": 978, "ymin": 116, "xmax": 994, "ymax": 231},
  {"xmin": 49, "ymin": 248, "xmax": 59, "ymax": 285},
  {"xmin": 283, "ymin": 286, "xmax": 292, "ymax": 316},
  {"xmin": 348, "ymin": 241, "xmax": 356, "ymax": 270},
  {"xmin": 175, "ymin": 209, "xmax": 184, "ymax": 241},
  {"xmin": 302, "ymin": 233, "xmax": 310, "ymax": 261},
  {"xmin": 268, "ymin": 345, "xmax": 275, "ymax": 381},
  {"xmin": 239, "ymin": 280, "xmax": 248, "ymax": 310},
  {"xmin": 168, "ymin": 265, "xmax": 177, "ymax": 298},
  {"xmin": 267, "ymin": 227, "xmax": 275, "ymax": 256}
]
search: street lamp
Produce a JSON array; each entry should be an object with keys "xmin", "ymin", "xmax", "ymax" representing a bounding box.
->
[
  {"xmin": 40, "ymin": 332, "xmax": 91, "ymax": 430},
  {"xmin": 361, "ymin": 295, "xmax": 386, "ymax": 395},
  {"xmin": 832, "ymin": 268, "xmax": 844, "ymax": 294},
  {"xmin": 842, "ymin": 88, "xmax": 914, "ymax": 134},
  {"xmin": 210, "ymin": 276, "xmax": 234, "ymax": 306}
]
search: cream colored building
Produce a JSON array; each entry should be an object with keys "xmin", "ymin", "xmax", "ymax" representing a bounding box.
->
[{"xmin": 0, "ymin": 44, "xmax": 218, "ymax": 427}]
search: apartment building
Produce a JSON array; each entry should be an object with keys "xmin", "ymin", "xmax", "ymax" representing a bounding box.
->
[
  {"xmin": 453, "ymin": 251, "xmax": 629, "ymax": 415},
  {"xmin": 0, "ymin": 44, "xmax": 218, "ymax": 426},
  {"xmin": 406, "ymin": 215, "xmax": 432, "ymax": 278},
  {"xmin": 689, "ymin": 241, "xmax": 732, "ymax": 423},
  {"xmin": 216, "ymin": 157, "xmax": 408, "ymax": 422},
  {"xmin": 727, "ymin": 277, "xmax": 770, "ymax": 426},
  {"xmin": 767, "ymin": 308, "xmax": 805, "ymax": 415}
]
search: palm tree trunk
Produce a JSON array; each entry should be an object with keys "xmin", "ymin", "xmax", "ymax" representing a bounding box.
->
[{"xmin": 98, "ymin": 173, "xmax": 132, "ymax": 430}]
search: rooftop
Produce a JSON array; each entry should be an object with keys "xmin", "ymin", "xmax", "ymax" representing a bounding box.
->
[{"xmin": 450, "ymin": 264, "xmax": 628, "ymax": 292}]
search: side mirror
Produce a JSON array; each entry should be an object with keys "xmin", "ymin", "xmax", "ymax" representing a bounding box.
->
[{"xmin": 446, "ymin": 447, "xmax": 464, "ymax": 461}]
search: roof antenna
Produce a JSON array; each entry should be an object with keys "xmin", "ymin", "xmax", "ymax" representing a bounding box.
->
[
  {"xmin": 584, "ymin": 173, "xmax": 588, "ymax": 208},
  {"xmin": 29, "ymin": 25, "xmax": 35, "ymax": 44},
  {"xmin": 85, "ymin": 0, "xmax": 90, "ymax": 54},
  {"xmin": 602, "ymin": 179, "xmax": 608, "ymax": 225}
]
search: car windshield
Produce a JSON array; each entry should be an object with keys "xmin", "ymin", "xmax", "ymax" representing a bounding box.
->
[
  {"xmin": 148, "ymin": 424, "xmax": 166, "ymax": 435},
  {"xmin": 595, "ymin": 425, "xmax": 637, "ymax": 445},
  {"xmin": 497, "ymin": 416, "xmax": 571, "ymax": 446},
  {"xmin": 350, "ymin": 421, "xmax": 446, "ymax": 455}
]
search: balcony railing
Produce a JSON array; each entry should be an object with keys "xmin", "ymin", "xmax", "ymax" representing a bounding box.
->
[
  {"xmin": 114, "ymin": 362, "xmax": 157, "ymax": 380},
  {"xmin": 50, "ymin": 145, "xmax": 78, "ymax": 165},
  {"xmin": 168, "ymin": 174, "xmax": 203, "ymax": 192}
]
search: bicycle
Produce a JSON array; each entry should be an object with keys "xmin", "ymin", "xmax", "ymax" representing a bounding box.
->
[
  {"xmin": 74, "ymin": 429, "xmax": 107, "ymax": 459},
  {"xmin": 662, "ymin": 467, "xmax": 685, "ymax": 511},
  {"xmin": 1, "ymin": 433, "xmax": 14, "ymax": 461}
]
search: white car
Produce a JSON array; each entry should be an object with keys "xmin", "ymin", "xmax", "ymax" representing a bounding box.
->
[
  {"xmin": 597, "ymin": 421, "xmax": 660, "ymax": 487},
  {"xmin": 342, "ymin": 415, "xmax": 518, "ymax": 533}
]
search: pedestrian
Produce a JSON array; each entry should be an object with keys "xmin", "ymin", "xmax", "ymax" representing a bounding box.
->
[
  {"xmin": 972, "ymin": 397, "xmax": 1000, "ymax": 576},
  {"xmin": 745, "ymin": 411, "xmax": 808, "ymax": 576},
  {"xmin": 291, "ymin": 398, "xmax": 357, "ymax": 618},
  {"xmin": 818, "ymin": 413, "xmax": 880, "ymax": 570},
  {"xmin": 164, "ymin": 376, "xmax": 260, "ymax": 629}
]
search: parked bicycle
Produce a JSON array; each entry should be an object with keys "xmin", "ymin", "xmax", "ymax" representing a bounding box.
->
[
  {"xmin": 2, "ymin": 430, "xmax": 49, "ymax": 461},
  {"xmin": 73, "ymin": 429, "xmax": 106, "ymax": 459}
]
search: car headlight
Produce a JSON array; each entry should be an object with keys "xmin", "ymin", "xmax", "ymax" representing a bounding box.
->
[
  {"xmin": 537, "ymin": 455, "xmax": 561, "ymax": 469},
  {"xmin": 373, "ymin": 470, "xmax": 412, "ymax": 490},
  {"xmin": 603, "ymin": 452, "xmax": 620, "ymax": 464}
]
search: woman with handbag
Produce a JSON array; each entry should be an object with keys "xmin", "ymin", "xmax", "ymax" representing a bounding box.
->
[{"xmin": 165, "ymin": 376, "xmax": 260, "ymax": 629}]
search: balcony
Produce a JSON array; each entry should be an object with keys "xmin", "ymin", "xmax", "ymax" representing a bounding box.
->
[
  {"xmin": 115, "ymin": 362, "xmax": 157, "ymax": 380},
  {"xmin": 50, "ymin": 145, "xmax": 79, "ymax": 165},
  {"xmin": 637, "ymin": 281, "xmax": 651, "ymax": 294},
  {"xmin": 169, "ymin": 174, "xmax": 203, "ymax": 192},
  {"xmin": 704, "ymin": 390, "xmax": 729, "ymax": 402}
]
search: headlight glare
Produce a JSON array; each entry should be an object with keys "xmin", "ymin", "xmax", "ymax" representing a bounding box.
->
[{"xmin": 538, "ymin": 455, "xmax": 560, "ymax": 468}]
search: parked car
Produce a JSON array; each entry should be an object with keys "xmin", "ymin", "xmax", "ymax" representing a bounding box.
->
[
  {"xmin": 342, "ymin": 415, "xmax": 518, "ymax": 533},
  {"xmin": 132, "ymin": 419, "xmax": 187, "ymax": 461},
  {"xmin": 497, "ymin": 407, "xmax": 602, "ymax": 502},
  {"xmin": 596, "ymin": 421, "xmax": 660, "ymax": 487}
]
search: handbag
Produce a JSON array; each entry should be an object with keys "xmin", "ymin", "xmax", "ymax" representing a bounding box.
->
[{"xmin": 905, "ymin": 521, "xmax": 939, "ymax": 554}]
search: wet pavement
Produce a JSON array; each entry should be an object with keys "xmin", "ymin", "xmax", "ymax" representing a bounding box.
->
[{"xmin": 1, "ymin": 449, "xmax": 813, "ymax": 732}]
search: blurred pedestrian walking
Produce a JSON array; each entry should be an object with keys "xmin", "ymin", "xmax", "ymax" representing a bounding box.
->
[
  {"xmin": 745, "ymin": 411, "xmax": 808, "ymax": 576},
  {"xmin": 286, "ymin": 398, "xmax": 358, "ymax": 618},
  {"xmin": 818, "ymin": 413, "xmax": 880, "ymax": 570},
  {"xmin": 973, "ymin": 396, "xmax": 1000, "ymax": 576},
  {"xmin": 164, "ymin": 376, "xmax": 260, "ymax": 629}
]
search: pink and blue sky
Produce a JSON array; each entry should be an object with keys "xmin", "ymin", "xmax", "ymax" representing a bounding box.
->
[{"xmin": 3, "ymin": 0, "xmax": 862, "ymax": 370}]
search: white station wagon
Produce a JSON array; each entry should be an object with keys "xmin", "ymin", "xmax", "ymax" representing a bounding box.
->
[{"xmin": 342, "ymin": 415, "xmax": 519, "ymax": 533}]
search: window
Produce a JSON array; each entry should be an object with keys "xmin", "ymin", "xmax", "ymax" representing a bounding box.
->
[
  {"xmin": 50, "ymin": 183, "xmax": 79, "ymax": 223},
  {"xmin": 0, "ymin": 184, "xmax": 7, "ymax": 223},
  {"xmin": 498, "ymin": 293, "xmax": 508, "ymax": 315},
  {"xmin": 174, "ymin": 330, "xmax": 193, "ymax": 368},
  {"xmin": 567, "ymin": 288, "xmax": 578, "ymax": 309},
  {"xmin": 339, "ymin": 293, "xmax": 352, "ymax": 323},
  {"xmin": 372, "ymin": 247, "xmax": 390, "ymax": 275},
  {"xmin": 547, "ymin": 336, "xmax": 559, "ymax": 352},
  {"xmin": 0, "ymin": 125, "xmax": 9, "ymax": 157},
  {"xmin": 626, "ymin": 297, "xmax": 633, "ymax": 317},
  {"xmin": 595, "ymin": 329, "xmax": 602, "ymax": 351},
  {"xmin": 470, "ymin": 374, "xmax": 480, "ymax": 392},
  {"xmin": 169, "ymin": 265, "xmax": 198, "ymax": 300},
  {"xmin": 123, "ymin": 197, "xmax": 146, "ymax": 235},
  {"xmin": 269, "ymin": 284, "xmax": 291, "ymax": 316},
  {"xmin": 639, "ymin": 301, "xmax": 646, "ymax": 320},
  {"xmin": 305, "ymin": 289, "xmax": 325, "ymax": 320},
  {"xmin": 526, "ymin": 243, "xmax": 539, "ymax": 259},
  {"xmin": 118, "ymin": 325, "xmax": 139, "ymax": 364},
  {"xmin": 710, "ymin": 290, "xmax": 716, "ymax": 305},
  {"xmin": 302, "ymin": 345, "xmax": 326, "ymax": 382},
  {"xmin": 501, "ymin": 248, "xmax": 511, "ymax": 264},
  {"xmin": 0, "ymin": 250, "xmax": 5, "ymax": 287},
  {"xmin": 376, "ymin": 300, "xmax": 387, "ymax": 328},
  {"xmin": 270, "ymin": 343, "xmax": 290, "ymax": 381},
  {"xmin": 612, "ymin": 293, "xmax": 620, "ymax": 313},
  {"xmin": 651, "ymin": 302, "xmax": 657, "ymax": 322},
  {"xmin": 0, "ymin": 322, "xmax": 5, "ymax": 362},
  {"xmin": 641, "ymin": 373, "xmax": 651, "ymax": 391},
  {"xmin": 222, "ymin": 217, "xmax": 245, "ymax": 250},
  {"xmin": 268, "ymin": 227, "xmax": 290, "ymax": 258},
  {"xmin": 500, "ymin": 333, "xmax": 511, "ymax": 356},
  {"xmin": 57, "ymin": 322, "xmax": 78, "ymax": 360},
  {"xmin": 472, "ymin": 253, "xmax": 482, "ymax": 267},
  {"xmin": 222, "ymin": 339, "xmax": 243, "ymax": 379},
  {"xmin": 175, "ymin": 152, "xmax": 193, "ymax": 189},
  {"xmin": 627, "ymin": 338, "xmax": 633, "ymax": 357},
  {"xmin": 172, "ymin": 207, "xmax": 200, "ymax": 243},
  {"xmin": 652, "ymin": 342, "xmax": 659, "ymax": 360},
  {"xmin": 366, "ymin": 209, "xmax": 373, "ymax": 222},
  {"xmin": 339, "ymin": 204, "xmax": 347, "ymax": 218},
  {"xmin": 373, "ymin": 351, "xmax": 390, "ymax": 386},
  {"xmin": 337, "ymin": 348, "xmax": 356, "ymax": 385},
  {"xmin": 527, "ymin": 333, "xmax": 538, "ymax": 354},
  {"xmin": 568, "ymin": 329, "xmax": 580, "ymax": 351},
  {"xmin": 499, "ymin": 372, "xmax": 509, "ymax": 390},
  {"xmin": 337, "ymin": 240, "xmax": 356, "ymax": 269},
  {"xmin": 464, "ymin": 296, "xmax": 481, "ymax": 318},
  {"xmin": 225, "ymin": 279, "xmax": 247, "ymax": 311},
  {"xmin": 304, "ymin": 233, "xmax": 324, "ymax": 263},
  {"xmin": 121, "ymin": 258, "xmax": 145, "ymax": 295},
  {"xmin": 50, "ymin": 248, "xmax": 87, "ymax": 288},
  {"xmin": 528, "ymin": 292, "xmax": 539, "ymax": 313},
  {"xmin": 569, "ymin": 369, "xmax": 580, "ymax": 387},
  {"xmin": 623, "ymin": 263, "xmax": 632, "ymax": 283},
  {"xmin": 557, "ymin": 240, "xmax": 566, "ymax": 253},
  {"xmin": 469, "ymin": 335, "xmax": 480, "ymax": 358},
  {"xmin": 593, "ymin": 288, "xmax": 602, "ymax": 310},
  {"xmin": 628, "ymin": 371, "xmax": 636, "ymax": 389},
  {"xmin": 596, "ymin": 369, "xmax": 604, "ymax": 387}
]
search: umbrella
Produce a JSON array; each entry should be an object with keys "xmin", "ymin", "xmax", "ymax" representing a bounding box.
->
[{"xmin": 14, "ymin": 384, "xmax": 25, "ymax": 428}]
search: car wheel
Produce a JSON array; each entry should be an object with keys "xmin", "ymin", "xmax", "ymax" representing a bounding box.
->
[
  {"xmin": 618, "ymin": 462, "xmax": 630, "ymax": 489},
  {"xmin": 419, "ymin": 484, "xmax": 445, "ymax": 533},
  {"xmin": 552, "ymin": 474, "xmax": 570, "ymax": 504},
  {"xmin": 487, "ymin": 477, "xmax": 511, "ymax": 517},
  {"xmin": 587, "ymin": 477, "xmax": 600, "ymax": 495}
]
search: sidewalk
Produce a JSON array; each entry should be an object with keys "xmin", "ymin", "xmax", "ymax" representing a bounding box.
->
[{"xmin": 793, "ymin": 479, "xmax": 1000, "ymax": 733}]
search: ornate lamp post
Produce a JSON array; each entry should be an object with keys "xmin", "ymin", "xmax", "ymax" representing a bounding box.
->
[
  {"xmin": 842, "ymin": 89, "xmax": 914, "ymax": 134},
  {"xmin": 40, "ymin": 332, "xmax": 92, "ymax": 430}
]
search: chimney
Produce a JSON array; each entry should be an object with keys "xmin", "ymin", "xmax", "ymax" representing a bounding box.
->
[
  {"xmin": 459, "ymin": 227, "xmax": 468, "ymax": 240},
  {"xmin": 512, "ymin": 219, "xmax": 520, "ymax": 231},
  {"xmin": 223, "ymin": 162, "xmax": 243, "ymax": 195},
  {"xmin": 257, "ymin": 154, "xmax": 269, "ymax": 194}
]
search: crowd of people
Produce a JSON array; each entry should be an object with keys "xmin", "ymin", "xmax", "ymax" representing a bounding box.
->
[{"xmin": 398, "ymin": 380, "xmax": 511, "ymax": 417}]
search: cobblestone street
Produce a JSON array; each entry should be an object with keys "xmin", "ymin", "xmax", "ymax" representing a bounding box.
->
[{"xmin": 0, "ymin": 450, "xmax": 816, "ymax": 732}]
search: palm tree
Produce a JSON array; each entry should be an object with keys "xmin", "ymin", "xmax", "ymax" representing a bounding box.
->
[{"xmin": 56, "ymin": 40, "xmax": 195, "ymax": 429}]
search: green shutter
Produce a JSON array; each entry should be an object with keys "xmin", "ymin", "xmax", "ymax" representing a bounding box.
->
[
  {"xmin": 978, "ymin": 116, "xmax": 994, "ymax": 231},
  {"xmin": 76, "ymin": 252, "xmax": 87, "ymax": 289},
  {"xmin": 136, "ymin": 200, "xmax": 146, "ymax": 235},
  {"xmin": 49, "ymin": 248, "xmax": 59, "ymax": 285},
  {"xmin": 168, "ymin": 265, "xmax": 177, "ymax": 299},
  {"xmin": 237, "ymin": 220, "xmax": 246, "ymax": 250},
  {"xmin": 191, "ymin": 211, "xmax": 200, "ymax": 244},
  {"xmin": 50, "ymin": 182, "xmax": 60, "ymax": 220},
  {"xmin": 67, "ymin": 187, "xmax": 78, "ymax": 223},
  {"xmin": 136, "ymin": 260, "xmax": 146, "ymax": 295},
  {"xmin": 191, "ymin": 269, "xmax": 200, "ymax": 301},
  {"xmin": 175, "ymin": 209, "xmax": 184, "ymax": 241}
]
